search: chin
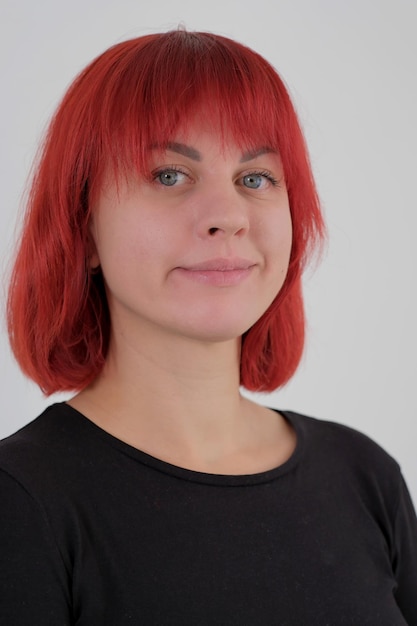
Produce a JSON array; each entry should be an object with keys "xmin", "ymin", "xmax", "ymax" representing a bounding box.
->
[{"xmin": 177, "ymin": 314, "xmax": 262, "ymax": 344}]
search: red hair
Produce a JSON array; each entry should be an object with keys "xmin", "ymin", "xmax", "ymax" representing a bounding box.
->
[{"xmin": 7, "ymin": 30, "xmax": 325, "ymax": 394}]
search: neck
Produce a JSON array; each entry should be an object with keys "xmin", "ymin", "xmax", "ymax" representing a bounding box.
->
[
  {"xmin": 71, "ymin": 323, "xmax": 251, "ymax": 452},
  {"xmin": 108, "ymin": 327, "xmax": 243, "ymax": 422},
  {"xmin": 69, "ymin": 323, "xmax": 297, "ymax": 474}
]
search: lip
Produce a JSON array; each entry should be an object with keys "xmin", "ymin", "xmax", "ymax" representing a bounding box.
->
[
  {"xmin": 181, "ymin": 257, "xmax": 256, "ymax": 271},
  {"xmin": 174, "ymin": 258, "xmax": 257, "ymax": 287}
]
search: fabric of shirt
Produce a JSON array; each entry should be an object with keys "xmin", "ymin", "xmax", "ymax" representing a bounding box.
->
[{"xmin": 0, "ymin": 402, "xmax": 416, "ymax": 625}]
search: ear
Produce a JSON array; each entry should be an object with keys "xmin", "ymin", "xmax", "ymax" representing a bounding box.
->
[
  {"xmin": 89, "ymin": 250, "xmax": 100, "ymax": 270},
  {"xmin": 87, "ymin": 225, "xmax": 100, "ymax": 270}
]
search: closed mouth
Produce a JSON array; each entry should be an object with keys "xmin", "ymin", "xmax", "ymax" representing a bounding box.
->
[{"xmin": 181, "ymin": 258, "xmax": 256, "ymax": 272}]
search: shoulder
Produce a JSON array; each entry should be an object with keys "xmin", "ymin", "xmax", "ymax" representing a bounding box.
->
[
  {"xmin": 284, "ymin": 409, "xmax": 399, "ymax": 467},
  {"xmin": 1, "ymin": 402, "xmax": 84, "ymax": 456},
  {"xmin": 0, "ymin": 403, "xmax": 98, "ymax": 497},
  {"xmin": 282, "ymin": 410, "xmax": 403, "ymax": 505}
]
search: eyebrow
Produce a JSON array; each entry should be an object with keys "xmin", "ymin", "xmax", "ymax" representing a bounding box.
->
[
  {"xmin": 154, "ymin": 142, "xmax": 276, "ymax": 163},
  {"xmin": 239, "ymin": 147, "xmax": 277, "ymax": 162},
  {"xmin": 165, "ymin": 142, "xmax": 202, "ymax": 161}
]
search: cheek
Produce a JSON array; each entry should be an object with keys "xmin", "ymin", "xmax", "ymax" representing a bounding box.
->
[
  {"xmin": 260, "ymin": 206, "xmax": 293, "ymax": 271},
  {"xmin": 278, "ymin": 208, "xmax": 293, "ymax": 253},
  {"xmin": 92, "ymin": 206, "xmax": 145, "ymax": 265},
  {"xmin": 91, "ymin": 207, "xmax": 179, "ymax": 302}
]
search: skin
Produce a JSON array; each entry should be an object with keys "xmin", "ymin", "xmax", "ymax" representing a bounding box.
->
[{"xmin": 69, "ymin": 118, "xmax": 297, "ymax": 474}]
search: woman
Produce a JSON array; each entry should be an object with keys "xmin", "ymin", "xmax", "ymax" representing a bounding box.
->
[{"xmin": 1, "ymin": 30, "xmax": 416, "ymax": 624}]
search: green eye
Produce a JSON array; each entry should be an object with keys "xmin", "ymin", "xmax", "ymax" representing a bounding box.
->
[{"xmin": 243, "ymin": 174, "xmax": 263, "ymax": 189}]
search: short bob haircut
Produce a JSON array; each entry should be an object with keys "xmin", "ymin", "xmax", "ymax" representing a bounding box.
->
[{"xmin": 7, "ymin": 29, "xmax": 325, "ymax": 395}]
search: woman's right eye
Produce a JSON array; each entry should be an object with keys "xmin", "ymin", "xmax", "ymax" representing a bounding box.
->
[{"xmin": 154, "ymin": 168, "xmax": 188, "ymax": 186}]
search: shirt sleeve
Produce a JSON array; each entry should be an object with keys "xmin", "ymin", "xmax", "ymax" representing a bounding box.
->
[
  {"xmin": 0, "ymin": 468, "xmax": 72, "ymax": 625},
  {"xmin": 392, "ymin": 473, "xmax": 417, "ymax": 625}
]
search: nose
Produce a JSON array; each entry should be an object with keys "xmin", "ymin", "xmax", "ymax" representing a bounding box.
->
[{"xmin": 195, "ymin": 187, "xmax": 250, "ymax": 239}]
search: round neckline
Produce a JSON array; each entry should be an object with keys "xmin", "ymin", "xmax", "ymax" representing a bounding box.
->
[{"xmin": 57, "ymin": 402, "xmax": 304, "ymax": 487}]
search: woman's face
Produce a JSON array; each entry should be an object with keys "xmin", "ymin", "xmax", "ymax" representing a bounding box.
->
[{"xmin": 90, "ymin": 119, "xmax": 292, "ymax": 345}]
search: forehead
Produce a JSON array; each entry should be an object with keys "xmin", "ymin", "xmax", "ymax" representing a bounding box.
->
[
  {"xmin": 148, "ymin": 113, "xmax": 278, "ymax": 161},
  {"xmin": 160, "ymin": 141, "xmax": 277, "ymax": 163}
]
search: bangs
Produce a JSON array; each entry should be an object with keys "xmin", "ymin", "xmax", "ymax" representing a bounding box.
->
[{"xmin": 79, "ymin": 31, "xmax": 295, "ymax": 188}]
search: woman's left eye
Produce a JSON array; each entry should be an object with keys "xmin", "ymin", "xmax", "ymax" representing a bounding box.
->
[{"xmin": 241, "ymin": 172, "xmax": 278, "ymax": 189}]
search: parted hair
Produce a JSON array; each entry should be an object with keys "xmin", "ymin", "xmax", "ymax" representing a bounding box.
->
[{"xmin": 7, "ymin": 29, "xmax": 325, "ymax": 395}]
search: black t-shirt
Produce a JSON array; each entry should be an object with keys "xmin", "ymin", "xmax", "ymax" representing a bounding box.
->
[{"xmin": 0, "ymin": 403, "xmax": 416, "ymax": 625}]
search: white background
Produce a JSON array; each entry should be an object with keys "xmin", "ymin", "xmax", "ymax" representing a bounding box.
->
[{"xmin": 0, "ymin": 0, "xmax": 416, "ymax": 502}]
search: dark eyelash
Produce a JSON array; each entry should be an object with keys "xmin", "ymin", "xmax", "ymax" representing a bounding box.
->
[
  {"xmin": 247, "ymin": 170, "xmax": 280, "ymax": 187},
  {"xmin": 151, "ymin": 165, "xmax": 188, "ymax": 179},
  {"xmin": 150, "ymin": 166, "xmax": 281, "ymax": 187}
]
